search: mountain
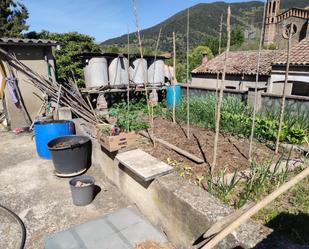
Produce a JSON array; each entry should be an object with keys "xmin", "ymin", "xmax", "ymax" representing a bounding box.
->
[{"xmin": 102, "ymin": 0, "xmax": 309, "ymax": 52}]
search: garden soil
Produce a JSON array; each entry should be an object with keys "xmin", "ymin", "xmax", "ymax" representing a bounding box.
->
[{"xmin": 139, "ymin": 117, "xmax": 299, "ymax": 180}]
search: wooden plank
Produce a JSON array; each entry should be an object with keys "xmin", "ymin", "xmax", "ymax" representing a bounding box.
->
[
  {"xmin": 202, "ymin": 202, "xmax": 255, "ymax": 239},
  {"xmin": 202, "ymin": 166, "xmax": 309, "ymax": 249},
  {"xmin": 116, "ymin": 149, "xmax": 174, "ymax": 181},
  {"xmin": 139, "ymin": 131, "xmax": 204, "ymax": 164}
]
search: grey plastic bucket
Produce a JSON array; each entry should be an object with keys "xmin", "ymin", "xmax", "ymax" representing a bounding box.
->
[{"xmin": 69, "ymin": 175, "xmax": 95, "ymax": 206}]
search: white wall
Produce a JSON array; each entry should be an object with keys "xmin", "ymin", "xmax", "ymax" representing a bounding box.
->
[
  {"xmin": 191, "ymin": 76, "xmax": 268, "ymax": 91},
  {"xmin": 270, "ymin": 73, "xmax": 309, "ymax": 95}
]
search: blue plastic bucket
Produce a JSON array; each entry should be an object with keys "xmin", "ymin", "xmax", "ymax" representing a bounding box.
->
[
  {"xmin": 34, "ymin": 120, "xmax": 75, "ymax": 159},
  {"xmin": 167, "ymin": 84, "xmax": 181, "ymax": 108}
]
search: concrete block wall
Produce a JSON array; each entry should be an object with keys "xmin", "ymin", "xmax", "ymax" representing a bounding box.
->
[{"xmin": 180, "ymin": 84, "xmax": 309, "ymax": 116}]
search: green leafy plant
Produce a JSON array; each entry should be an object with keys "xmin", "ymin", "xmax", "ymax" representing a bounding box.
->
[
  {"xmin": 108, "ymin": 98, "xmax": 166, "ymax": 132},
  {"xmin": 171, "ymin": 95, "xmax": 308, "ymax": 145}
]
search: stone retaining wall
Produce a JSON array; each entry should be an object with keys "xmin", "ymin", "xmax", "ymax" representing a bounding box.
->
[{"xmin": 75, "ymin": 119, "xmax": 273, "ymax": 249}]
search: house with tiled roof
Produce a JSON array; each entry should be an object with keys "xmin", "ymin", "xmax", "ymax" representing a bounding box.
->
[
  {"xmin": 270, "ymin": 36, "xmax": 309, "ymax": 96},
  {"xmin": 191, "ymin": 36, "xmax": 309, "ymax": 97},
  {"xmin": 191, "ymin": 50, "xmax": 284, "ymax": 92}
]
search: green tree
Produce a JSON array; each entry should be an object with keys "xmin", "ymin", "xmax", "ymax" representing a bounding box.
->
[
  {"xmin": 104, "ymin": 44, "xmax": 121, "ymax": 53},
  {"xmin": 189, "ymin": 45, "xmax": 214, "ymax": 72},
  {"xmin": 204, "ymin": 37, "xmax": 220, "ymax": 56},
  {"xmin": 25, "ymin": 31, "xmax": 101, "ymax": 87},
  {"xmin": 231, "ymin": 27, "xmax": 245, "ymax": 47},
  {"xmin": 204, "ymin": 27, "xmax": 245, "ymax": 55},
  {"xmin": 176, "ymin": 63, "xmax": 187, "ymax": 83},
  {"xmin": 0, "ymin": 0, "xmax": 29, "ymax": 37}
]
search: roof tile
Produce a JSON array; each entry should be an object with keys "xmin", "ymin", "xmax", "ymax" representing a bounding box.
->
[
  {"xmin": 274, "ymin": 37, "xmax": 309, "ymax": 65},
  {"xmin": 192, "ymin": 50, "xmax": 285, "ymax": 76},
  {"xmin": 0, "ymin": 37, "xmax": 59, "ymax": 46}
]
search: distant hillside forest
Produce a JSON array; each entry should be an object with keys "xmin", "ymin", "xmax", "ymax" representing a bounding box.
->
[{"xmin": 101, "ymin": 0, "xmax": 309, "ymax": 58}]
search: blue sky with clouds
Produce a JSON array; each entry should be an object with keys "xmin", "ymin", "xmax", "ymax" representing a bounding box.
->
[{"xmin": 22, "ymin": 0, "xmax": 256, "ymax": 43}]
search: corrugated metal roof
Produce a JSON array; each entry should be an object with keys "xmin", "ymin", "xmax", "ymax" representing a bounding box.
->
[
  {"xmin": 0, "ymin": 38, "xmax": 60, "ymax": 46},
  {"xmin": 274, "ymin": 37, "xmax": 309, "ymax": 66},
  {"xmin": 192, "ymin": 50, "xmax": 285, "ymax": 76}
]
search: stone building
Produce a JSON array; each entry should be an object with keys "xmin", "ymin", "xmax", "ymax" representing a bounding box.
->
[
  {"xmin": 191, "ymin": 37, "xmax": 309, "ymax": 97},
  {"xmin": 270, "ymin": 36, "xmax": 309, "ymax": 96},
  {"xmin": 263, "ymin": 0, "xmax": 309, "ymax": 49},
  {"xmin": 0, "ymin": 38, "xmax": 59, "ymax": 129}
]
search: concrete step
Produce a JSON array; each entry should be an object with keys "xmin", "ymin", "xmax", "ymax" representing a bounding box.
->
[{"xmin": 116, "ymin": 149, "xmax": 174, "ymax": 181}]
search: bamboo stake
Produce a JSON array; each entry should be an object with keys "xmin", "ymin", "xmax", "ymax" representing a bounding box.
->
[
  {"xmin": 86, "ymin": 95, "xmax": 99, "ymax": 123},
  {"xmin": 214, "ymin": 14, "xmax": 223, "ymax": 124},
  {"xmin": 132, "ymin": 0, "xmax": 150, "ymax": 115},
  {"xmin": 186, "ymin": 8, "xmax": 190, "ymax": 139},
  {"xmin": 212, "ymin": 6, "xmax": 231, "ymax": 173},
  {"xmin": 7, "ymin": 63, "xmax": 32, "ymax": 125},
  {"xmin": 172, "ymin": 31, "xmax": 176, "ymax": 124},
  {"xmin": 55, "ymin": 84, "xmax": 62, "ymax": 119},
  {"xmin": 275, "ymin": 25, "xmax": 293, "ymax": 154},
  {"xmin": 248, "ymin": 0, "xmax": 267, "ymax": 163},
  {"xmin": 215, "ymin": 14, "xmax": 223, "ymax": 92},
  {"xmin": 202, "ymin": 166, "xmax": 309, "ymax": 249},
  {"xmin": 29, "ymin": 100, "xmax": 46, "ymax": 131},
  {"xmin": 151, "ymin": 27, "xmax": 162, "ymax": 147},
  {"xmin": 127, "ymin": 30, "xmax": 131, "ymax": 132},
  {"xmin": 0, "ymin": 48, "xmax": 97, "ymax": 124}
]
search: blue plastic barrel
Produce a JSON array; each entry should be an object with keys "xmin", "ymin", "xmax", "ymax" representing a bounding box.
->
[
  {"xmin": 34, "ymin": 120, "xmax": 75, "ymax": 159},
  {"xmin": 167, "ymin": 84, "xmax": 181, "ymax": 108}
]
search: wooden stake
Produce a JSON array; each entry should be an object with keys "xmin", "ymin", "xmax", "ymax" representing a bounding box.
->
[
  {"xmin": 7, "ymin": 63, "xmax": 32, "ymax": 125},
  {"xmin": 275, "ymin": 25, "xmax": 293, "ymax": 154},
  {"xmin": 212, "ymin": 6, "xmax": 231, "ymax": 173},
  {"xmin": 86, "ymin": 95, "xmax": 99, "ymax": 123},
  {"xmin": 127, "ymin": 30, "xmax": 131, "ymax": 132},
  {"xmin": 202, "ymin": 166, "xmax": 309, "ymax": 249},
  {"xmin": 151, "ymin": 27, "xmax": 162, "ymax": 147},
  {"xmin": 139, "ymin": 130, "xmax": 204, "ymax": 163},
  {"xmin": 29, "ymin": 100, "xmax": 46, "ymax": 130},
  {"xmin": 55, "ymin": 84, "xmax": 62, "ymax": 119},
  {"xmin": 132, "ymin": 0, "xmax": 150, "ymax": 115},
  {"xmin": 248, "ymin": 0, "xmax": 267, "ymax": 163},
  {"xmin": 172, "ymin": 31, "xmax": 176, "ymax": 124},
  {"xmin": 186, "ymin": 8, "xmax": 190, "ymax": 139},
  {"xmin": 215, "ymin": 14, "xmax": 223, "ymax": 124}
]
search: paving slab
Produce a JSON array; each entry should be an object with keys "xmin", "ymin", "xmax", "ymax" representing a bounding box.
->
[
  {"xmin": 44, "ymin": 207, "xmax": 168, "ymax": 249},
  {"xmin": 116, "ymin": 149, "xmax": 174, "ymax": 181},
  {"xmin": 0, "ymin": 132, "xmax": 130, "ymax": 249}
]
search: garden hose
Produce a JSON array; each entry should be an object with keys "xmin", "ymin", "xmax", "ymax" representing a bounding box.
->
[{"xmin": 0, "ymin": 204, "xmax": 26, "ymax": 249}]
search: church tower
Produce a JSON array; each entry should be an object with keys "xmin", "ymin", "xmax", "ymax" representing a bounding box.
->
[{"xmin": 263, "ymin": 0, "xmax": 280, "ymax": 46}]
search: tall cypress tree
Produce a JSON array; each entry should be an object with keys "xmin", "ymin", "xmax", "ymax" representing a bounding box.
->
[{"xmin": 0, "ymin": 0, "xmax": 29, "ymax": 37}]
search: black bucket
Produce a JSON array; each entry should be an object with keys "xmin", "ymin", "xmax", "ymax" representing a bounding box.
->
[
  {"xmin": 47, "ymin": 135, "xmax": 92, "ymax": 176},
  {"xmin": 69, "ymin": 175, "xmax": 95, "ymax": 206}
]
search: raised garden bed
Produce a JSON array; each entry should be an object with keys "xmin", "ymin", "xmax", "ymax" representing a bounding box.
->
[{"xmin": 102, "ymin": 96, "xmax": 309, "ymax": 246}]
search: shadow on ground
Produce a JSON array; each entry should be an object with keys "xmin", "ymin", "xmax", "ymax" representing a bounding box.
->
[
  {"xmin": 267, "ymin": 212, "xmax": 309, "ymax": 245},
  {"xmin": 253, "ymin": 212, "xmax": 309, "ymax": 248}
]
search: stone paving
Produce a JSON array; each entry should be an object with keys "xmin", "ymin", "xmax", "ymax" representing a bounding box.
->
[
  {"xmin": 0, "ymin": 132, "xmax": 130, "ymax": 249},
  {"xmin": 45, "ymin": 207, "xmax": 167, "ymax": 249}
]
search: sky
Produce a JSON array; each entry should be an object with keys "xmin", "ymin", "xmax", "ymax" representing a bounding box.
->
[{"xmin": 22, "ymin": 0, "xmax": 256, "ymax": 43}]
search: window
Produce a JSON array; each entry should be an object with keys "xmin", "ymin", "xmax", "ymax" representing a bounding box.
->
[
  {"xmin": 291, "ymin": 82, "xmax": 309, "ymax": 97},
  {"xmin": 273, "ymin": 1, "xmax": 276, "ymax": 13},
  {"xmin": 225, "ymin": 86, "xmax": 237, "ymax": 90}
]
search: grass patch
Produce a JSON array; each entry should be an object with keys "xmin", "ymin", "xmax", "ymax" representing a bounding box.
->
[{"xmin": 207, "ymin": 161, "xmax": 309, "ymax": 245}]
